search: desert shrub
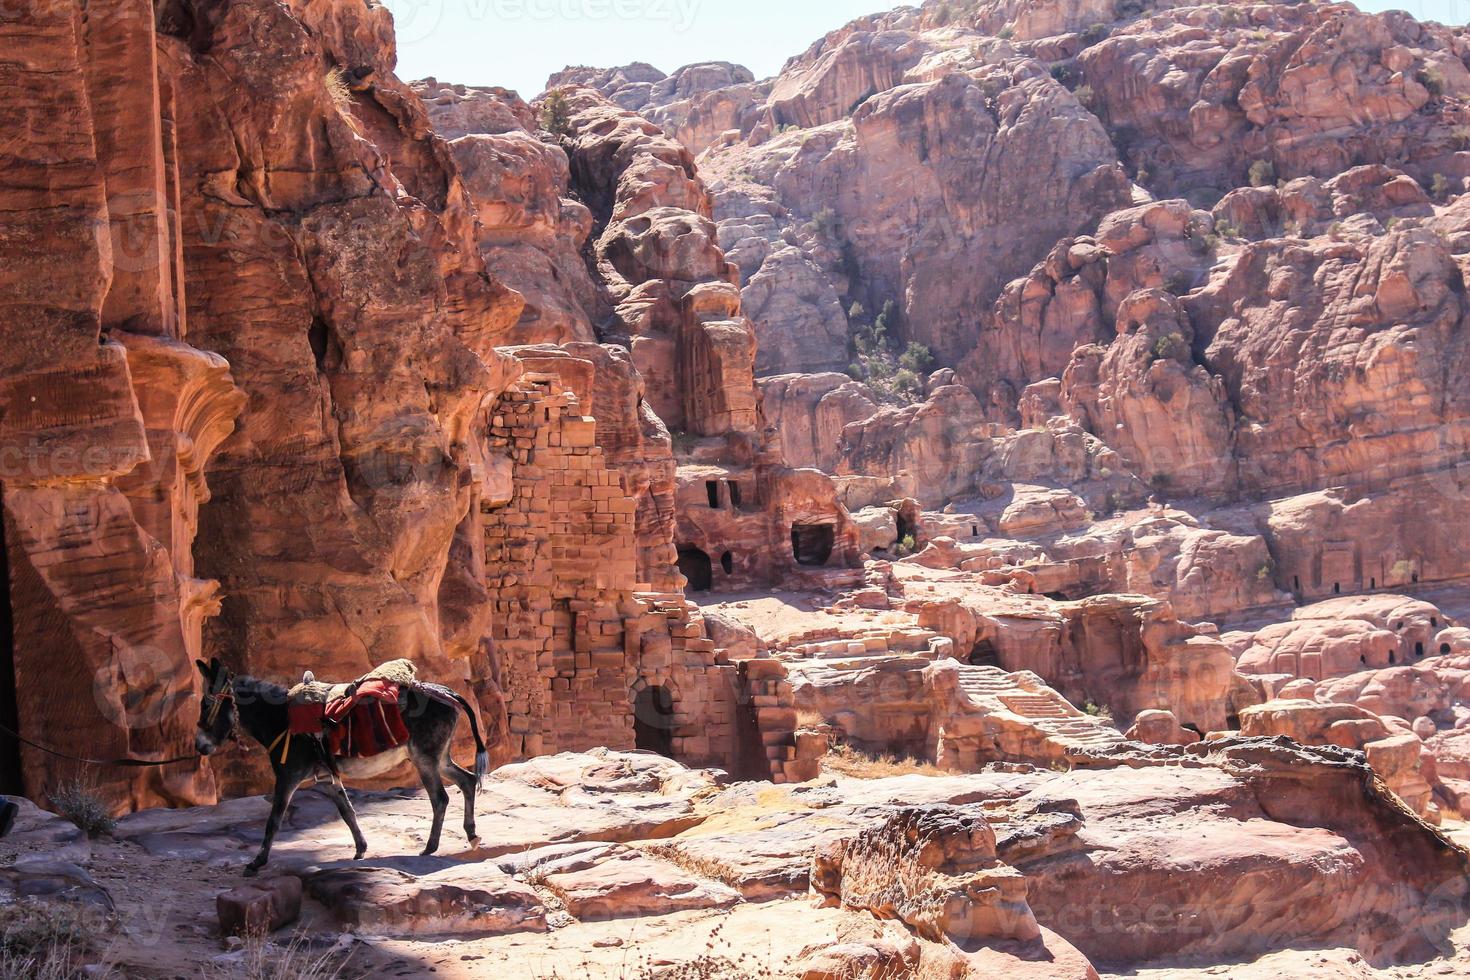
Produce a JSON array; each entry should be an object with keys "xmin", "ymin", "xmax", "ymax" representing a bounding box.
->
[
  {"xmin": 806, "ymin": 207, "xmax": 840, "ymax": 239},
  {"xmin": 539, "ymin": 89, "xmax": 573, "ymax": 138},
  {"xmin": 1074, "ymin": 84, "xmax": 1096, "ymax": 108},
  {"xmin": 1165, "ymin": 272, "xmax": 1194, "ymax": 296},
  {"xmin": 1081, "ymin": 23, "xmax": 1111, "ymax": 47},
  {"xmin": 1116, "ymin": 0, "xmax": 1148, "ymax": 17},
  {"xmin": 899, "ymin": 341, "xmax": 933, "ymax": 375},
  {"xmin": 1248, "ymin": 159, "xmax": 1275, "ymax": 187},
  {"xmin": 1152, "ymin": 331, "xmax": 1188, "ymax": 360},
  {"xmin": 848, "ymin": 303, "xmax": 931, "ymax": 405},
  {"xmin": 997, "ymin": 26, "xmax": 1015, "ymax": 40},
  {"xmin": 1433, "ymin": 172, "xmax": 1455, "ymax": 199},
  {"xmin": 50, "ymin": 778, "xmax": 115, "ymax": 839}
]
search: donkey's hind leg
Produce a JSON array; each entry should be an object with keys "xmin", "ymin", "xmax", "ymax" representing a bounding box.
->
[
  {"xmin": 446, "ymin": 761, "xmax": 480, "ymax": 847},
  {"xmin": 409, "ymin": 747, "xmax": 449, "ymax": 857},
  {"xmin": 320, "ymin": 779, "xmax": 368, "ymax": 860}
]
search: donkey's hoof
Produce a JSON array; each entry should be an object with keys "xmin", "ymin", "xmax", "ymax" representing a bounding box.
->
[
  {"xmin": 353, "ymin": 850, "xmax": 367, "ymax": 861},
  {"xmin": 467, "ymin": 836, "xmax": 482, "ymax": 849},
  {"xmin": 243, "ymin": 863, "xmax": 262, "ymax": 878},
  {"xmin": 419, "ymin": 845, "xmax": 439, "ymax": 857}
]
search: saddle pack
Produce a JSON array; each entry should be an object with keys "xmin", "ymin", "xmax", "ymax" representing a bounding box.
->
[{"xmin": 282, "ymin": 659, "xmax": 418, "ymax": 761}]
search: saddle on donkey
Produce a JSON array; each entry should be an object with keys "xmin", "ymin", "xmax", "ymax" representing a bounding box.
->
[{"xmin": 283, "ymin": 659, "xmax": 423, "ymax": 762}]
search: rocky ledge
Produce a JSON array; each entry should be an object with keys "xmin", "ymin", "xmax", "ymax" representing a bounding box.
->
[{"xmin": 5, "ymin": 746, "xmax": 1467, "ymax": 978}]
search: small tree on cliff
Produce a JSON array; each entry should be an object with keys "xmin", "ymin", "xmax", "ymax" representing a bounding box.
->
[
  {"xmin": 847, "ymin": 302, "xmax": 932, "ymax": 405},
  {"xmin": 540, "ymin": 90, "xmax": 573, "ymax": 140}
]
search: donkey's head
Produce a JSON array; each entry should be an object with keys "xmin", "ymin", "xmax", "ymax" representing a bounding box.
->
[{"xmin": 194, "ymin": 657, "xmax": 238, "ymax": 756}]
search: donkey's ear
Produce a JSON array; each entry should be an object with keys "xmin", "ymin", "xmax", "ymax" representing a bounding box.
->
[
  {"xmin": 196, "ymin": 659, "xmax": 210, "ymax": 676},
  {"xmin": 209, "ymin": 657, "xmax": 222, "ymax": 672}
]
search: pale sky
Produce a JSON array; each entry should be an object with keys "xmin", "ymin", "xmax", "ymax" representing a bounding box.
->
[{"xmin": 385, "ymin": 0, "xmax": 1470, "ymax": 100}]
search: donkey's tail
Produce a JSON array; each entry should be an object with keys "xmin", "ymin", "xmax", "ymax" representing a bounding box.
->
[{"xmin": 442, "ymin": 688, "xmax": 490, "ymax": 784}]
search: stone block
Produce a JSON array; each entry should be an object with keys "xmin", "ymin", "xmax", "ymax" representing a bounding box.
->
[{"xmin": 217, "ymin": 876, "xmax": 302, "ymax": 937}]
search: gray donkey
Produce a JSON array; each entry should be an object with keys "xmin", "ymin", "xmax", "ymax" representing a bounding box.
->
[{"xmin": 193, "ymin": 658, "xmax": 488, "ymax": 876}]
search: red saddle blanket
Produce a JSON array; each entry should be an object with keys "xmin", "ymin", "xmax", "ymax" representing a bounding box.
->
[{"xmin": 286, "ymin": 679, "xmax": 410, "ymax": 759}]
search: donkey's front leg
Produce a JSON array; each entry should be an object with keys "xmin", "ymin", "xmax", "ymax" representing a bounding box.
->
[
  {"xmin": 246, "ymin": 774, "xmax": 300, "ymax": 877},
  {"xmin": 320, "ymin": 779, "xmax": 368, "ymax": 860}
]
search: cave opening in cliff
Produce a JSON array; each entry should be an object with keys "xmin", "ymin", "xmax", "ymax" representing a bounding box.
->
[
  {"xmin": 705, "ymin": 481, "xmax": 721, "ymax": 509},
  {"xmin": 969, "ymin": 638, "xmax": 998, "ymax": 667},
  {"xmin": 791, "ymin": 524, "xmax": 835, "ymax": 567},
  {"xmin": 1443, "ymin": 643, "xmax": 1453, "ymax": 655},
  {"xmin": 677, "ymin": 547, "xmax": 712, "ymax": 592},
  {"xmin": 633, "ymin": 684, "xmax": 675, "ymax": 758},
  {"xmin": 1416, "ymin": 642, "xmax": 1425, "ymax": 658},
  {"xmin": 733, "ymin": 678, "xmax": 769, "ymax": 781},
  {"xmin": 728, "ymin": 482, "xmax": 742, "ymax": 509},
  {"xmin": 720, "ymin": 551, "xmax": 734, "ymax": 575},
  {"xmin": 0, "ymin": 508, "xmax": 18, "ymax": 796}
]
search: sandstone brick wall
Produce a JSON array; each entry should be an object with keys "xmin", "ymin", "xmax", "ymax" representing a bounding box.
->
[{"xmin": 481, "ymin": 373, "xmax": 741, "ymax": 768}]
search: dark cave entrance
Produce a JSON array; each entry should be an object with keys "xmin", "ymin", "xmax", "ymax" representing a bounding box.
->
[
  {"xmin": 733, "ymin": 678, "xmax": 770, "ymax": 781},
  {"xmin": 633, "ymin": 684, "xmax": 675, "ymax": 758},
  {"xmin": 968, "ymin": 637, "xmax": 999, "ymax": 668},
  {"xmin": 791, "ymin": 524, "xmax": 835, "ymax": 567},
  {"xmin": 677, "ymin": 547, "xmax": 713, "ymax": 592},
  {"xmin": 720, "ymin": 551, "xmax": 734, "ymax": 575},
  {"xmin": 0, "ymin": 507, "xmax": 19, "ymax": 795}
]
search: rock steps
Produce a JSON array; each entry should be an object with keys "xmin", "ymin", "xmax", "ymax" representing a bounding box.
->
[{"xmin": 951, "ymin": 665, "xmax": 1128, "ymax": 754}]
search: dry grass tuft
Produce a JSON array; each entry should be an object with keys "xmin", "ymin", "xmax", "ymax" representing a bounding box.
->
[
  {"xmin": 795, "ymin": 708, "xmax": 826, "ymax": 729},
  {"xmin": 50, "ymin": 776, "xmax": 115, "ymax": 838},
  {"xmin": 323, "ymin": 67, "xmax": 360, "ymax": 132},
  {"xmin": 0, "ymin": 903, "xmax": 111, "ymax": 980},
  {"xmin": 211, "ymin": 930, "xmax": 357, "ymax": 980},
  {"xmin": 822, "ymin": 743, "xmax": 945, "ymax": 780}
]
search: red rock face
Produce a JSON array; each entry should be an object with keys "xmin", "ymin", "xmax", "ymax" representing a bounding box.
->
[
  {"xmin": 0, "ymin": 0, "xmax": 249, "ymax": 810},
  {"xmin": 0, "ymin": 0, "xmax": 529, "ymax": 806},
  {"xmin": 157, "ymin": 0, "xmax": 530, "ymax": 792}
]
